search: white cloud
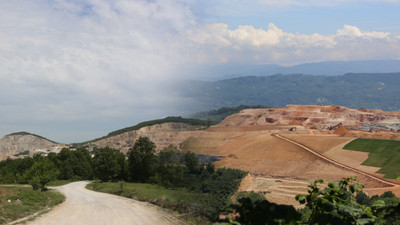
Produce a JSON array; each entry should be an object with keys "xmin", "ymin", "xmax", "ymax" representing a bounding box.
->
[
  {"xmin": 0, "ymin": 0, "xmax": 194, "ymax": 142},
  {"xmin": 0, "ymin": 0, "xmax": 399, "ymax": 142},
  {"xmin": 182, "ymin": 23, "xmax": 400, "ymax": 65}
]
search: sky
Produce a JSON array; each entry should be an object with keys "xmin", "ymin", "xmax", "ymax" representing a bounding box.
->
[{"xmin": 1, "ymin": 0, "xmax": 400, "ymax": 143}]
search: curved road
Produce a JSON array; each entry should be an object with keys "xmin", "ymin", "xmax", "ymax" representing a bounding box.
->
[
  {"xmin": 272, "ymin": 133, "xmax": 399, "ymax": 187},
  {"xmin": 28, "ymin": 181, "xmax": 180, "ymax": 225}
]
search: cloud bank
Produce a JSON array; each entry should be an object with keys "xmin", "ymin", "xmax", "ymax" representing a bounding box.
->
[
  {"xmin": 0, "ymin": 0, "xmax": 399, "ymax": 142},
  {"xmin": 184, "ymin": 23, "xmax": 399, "ymax": 65}
]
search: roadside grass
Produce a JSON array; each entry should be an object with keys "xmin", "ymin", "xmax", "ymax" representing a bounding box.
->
[
  {"xmin": 343, "ymin": 138, "xmax": 400, "ymax": 179},
  {"xmin": 86, "ymin": 182, "xmax": 212, "ymax": 224},
  {"xmin": 0, "ymin": 186, "xmax": 65, "ymax": 224}
]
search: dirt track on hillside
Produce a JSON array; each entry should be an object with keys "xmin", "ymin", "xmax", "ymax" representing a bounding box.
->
[
  {"xmin": 273, "ymin": 133, "xmax": 398, "ymax": 187},
  {"xmin": 185, "ymin": 125, "xmax": 400, "ymax": 205},
  {"xmin": 27, "ymin": 181, "xmax": 180, "ymax": 225}
]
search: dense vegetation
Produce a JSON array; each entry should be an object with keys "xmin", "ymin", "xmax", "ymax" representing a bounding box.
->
[
  {"xmin": 177, "ymin": 73, "xmax": 400, "ymax": 112},
  {"xmin": 190, "ymin": 105, "xmax": 271, "ymax": 122},
  {"xmin": 343, "ymin": 138, "xmax": 400, "ymax": 179},
  {"xmin": 0, "ymin": 137, "xmax": 246, "ymax": 222}
]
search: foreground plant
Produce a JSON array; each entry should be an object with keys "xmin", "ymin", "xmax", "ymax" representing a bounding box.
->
[{"xmin": 296, "ymin": 177, "xmax": 375, "ymax": 225}]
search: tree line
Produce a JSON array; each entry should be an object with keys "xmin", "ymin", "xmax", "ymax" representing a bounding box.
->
[
  {"xmin": 0, "ymin": 137, "xmax": 246, "ymax": 220},
  {"xmin": 1, "ymin": 137, "xmax": 399, "ymax": 224}
]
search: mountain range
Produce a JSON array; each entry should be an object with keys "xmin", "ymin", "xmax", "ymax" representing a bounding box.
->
[
  {"xmin": 180, "ymin": 60, "xmax": 400, "ymax": 80},
  {"xmin": 175, "ymin": 72, "xmax": 400, "ymax": 113}
]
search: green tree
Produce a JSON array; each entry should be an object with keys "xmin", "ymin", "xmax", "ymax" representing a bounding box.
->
[
  {"xmin": 296, "ymin": 177, "xmax": 375, "ymax": 225},
  {"xmin": 127, "ymin": 137, "xmax": 158, "ymax": 182},
  {"xmin": 93, "ymin": 147, "xmax": 126, "ymax": 182},
  {"xmin": 184, "ymin": 152, "xmax": 199, "ymax": 174},
  {"xmin": 24, "ymin": 157, "xmax": 59, "ymax": 191}
]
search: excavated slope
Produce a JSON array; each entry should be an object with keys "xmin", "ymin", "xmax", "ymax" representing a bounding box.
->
[
  {"xmin": 219, "ymin": 104, "xmax": 400, "ymax": 130},
  {"xmin": 0, "ymin": 134, "xmax": 64, "ymax": 160},
  {"xmin": 90, "ymin": 123, "xmax": 204, "ymax": 153}
]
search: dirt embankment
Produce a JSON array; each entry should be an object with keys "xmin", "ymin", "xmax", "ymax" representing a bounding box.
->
[
  {"xmin": 219, "ymin": 105, "xmax": 400, "ymax": 133},
  {"xmin": 90, "ymin": 123, "xmax": 203, "ymax": 153}
]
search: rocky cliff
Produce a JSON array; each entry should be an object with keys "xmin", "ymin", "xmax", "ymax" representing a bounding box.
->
[
  {"xmin": 0, "ymin": 133, "xmax": 66, "ymax": 160},
  {"xmin": 89, "ymin": 122, "xmax": 204, "ymax": 153},
  {"xmin": 218, "ymin": 105, "xmax": 400, "ymax": 131}
]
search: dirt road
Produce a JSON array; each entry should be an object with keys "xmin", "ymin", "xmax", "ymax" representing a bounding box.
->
[
  {"xmin": 272, "ymin": 133, "xmax": 398, "ymax": 187},
  {"xmin": 28, "ymin": 181, "xmax": 180, "ymax": 225}
]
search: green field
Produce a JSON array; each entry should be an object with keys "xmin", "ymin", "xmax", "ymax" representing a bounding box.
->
[
  {"xmin": 0, "ymin": 185, "xmax": 65, "ymax": 224},
  {"xmin": 343, "ymin": 138, "xmax": 400, "ymax": 179}
]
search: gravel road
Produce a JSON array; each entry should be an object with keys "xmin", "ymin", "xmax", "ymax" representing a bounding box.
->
[{"xmin": 28, "ymin": 181, "xmax": 180, "ymax": 225}]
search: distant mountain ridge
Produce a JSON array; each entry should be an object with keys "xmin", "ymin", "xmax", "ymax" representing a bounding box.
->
[
  {"xmin": 180, "ymin": 60, "xmax": 400, "ymax": 80},
  {"xmin": 176, "ymin": 73, "xmax": 400, "ymax": 113}
]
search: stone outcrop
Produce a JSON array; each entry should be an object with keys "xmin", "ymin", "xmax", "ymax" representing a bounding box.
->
[
  {"xmin": 218, "ymin": 105, "xmax": 400, "ymax": 131},
  {"xmin": 90, "ymin": 123, "xmax": 204, "ymax": 153},
  {"xmin": 0, "ymin": 134, "xmax": 66, "ymax": 160}
]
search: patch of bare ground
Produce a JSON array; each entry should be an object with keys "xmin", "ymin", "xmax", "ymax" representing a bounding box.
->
[
  {"xmin": 184, "ymin": 124, "xmax": 400, "ymax": 205},
  {"xmin": 238, "ymin": 174, "xmax": 309, "ymax": 208}
]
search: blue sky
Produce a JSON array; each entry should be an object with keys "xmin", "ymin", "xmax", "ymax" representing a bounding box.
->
[
  {"xmin": 191, "ymin": 1, "xmax": 400, "ymax": 34},
  {"xmin": 0, "ymin": 0, "xmax": 400, "ymax": 143}
]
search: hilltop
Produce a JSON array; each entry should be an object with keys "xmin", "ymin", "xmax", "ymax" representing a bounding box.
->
[{"xmin": 0, "ymin": 132, "xmax": 66, "ymax": 160}]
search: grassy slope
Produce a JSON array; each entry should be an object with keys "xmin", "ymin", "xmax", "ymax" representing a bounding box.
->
[
  {"xmin": 0, "ymin": 186, "xmax": 65, "ymax": 224},
  {"xmin": 343, "ymin": 138, "xmax": 400, "ymax": 179}
]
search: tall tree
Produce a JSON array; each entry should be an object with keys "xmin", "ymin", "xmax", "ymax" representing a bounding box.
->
[
  {"xmin": 24, "ymin": 157, "xmax": 59, "ymax": 191},
  {"xmin": 127, "ymin": 137, "xmax": 158, "ymax": 182},
  {"xmin": 93, "ymin": 147, "xmax": 126, "ymax": 182}
]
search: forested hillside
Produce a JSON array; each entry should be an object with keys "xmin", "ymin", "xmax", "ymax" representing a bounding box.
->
[{"xmin": 177, "ymin": 73, "xmax": 400, "ymax": 112}]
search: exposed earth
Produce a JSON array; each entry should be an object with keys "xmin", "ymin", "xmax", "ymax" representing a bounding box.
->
[
  {"xmin": 179, "ymin": 105, "xmax": 400, "ymax": 206},
  {"xmin": 27, "ymin": 181, "xmax": 180, "ymax": 225},
  {"xmin": 1, "ymin": 104, "xmax": 400, "ymax": 207}
]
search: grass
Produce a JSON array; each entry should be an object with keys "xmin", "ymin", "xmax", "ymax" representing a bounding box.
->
[
  {"xmin": 0, "ymin": 185, "xmax": 65, "ymax": 224},
  {"xmin": 86, "ymin": 182, "xmax": 211, "ymax": 224},
  {"xmin": 343, "ymin": 138, "xmax": 400, "ymax": 179}
]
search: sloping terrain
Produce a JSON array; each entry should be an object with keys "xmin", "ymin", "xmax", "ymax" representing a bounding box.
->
[
  {"xmin": 2, "ymin": 104, "xmax": 399, "ymax": 206},
  {"xmin": 0, "ymin": 133, "xmax": 66, "ymax": 160},
  {"xmin": 89, "ymin": 123, "xmax": 204, "ymax": 153},
  {"xmin": 180, "ymin": 105, "xmax": 400, "ymax": 204},
  {"xmin": 219, "ymin": 104, "xmax": 400, "ymax": 131}
]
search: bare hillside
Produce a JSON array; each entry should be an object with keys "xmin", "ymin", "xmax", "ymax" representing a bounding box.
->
[
  {"xmin": 89, "ymin": 123, "xmax": 204, "ymax": 153},
  {"xmin": 220, "ymin": 104, "xmax": 400, "ymax": 132},
  {"xmin": 0, "ymin": 133, "xmax": 66, "ymax": 160}
]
